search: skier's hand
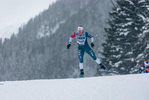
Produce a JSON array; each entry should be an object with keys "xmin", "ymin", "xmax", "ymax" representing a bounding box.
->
[
  {"xmin": 67, "ymin": 44, "xmax": 71, "ymax": 49},
  {"xmin": 91, "ymin": 43, "xmax": 94, "ymax": 48}
]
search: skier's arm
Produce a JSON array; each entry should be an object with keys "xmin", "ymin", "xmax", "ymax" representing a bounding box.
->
[
  {"xmin": 91, "ymin": 37, "xmax": 94, "ymax": 43},
  {"xmin": 86, "ymin": 32, "xmax": 94, "ymax": 43},
  {"xmin": 69, "ymin": 37, "xmax": 73, "ymax": 44},
  {"xmin": 86, "ymin": 32, "xmax": 94, "ymax": 48},
  {"xmin": 69, "ymin": 32, "xmax": 76, "ymax": 44},
  {"xmin": 67, "ymin": 32, "xmax": 76, "ymax": 49}
]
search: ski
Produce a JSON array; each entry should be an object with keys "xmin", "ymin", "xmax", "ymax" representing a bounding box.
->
[{"xmin": 98, "ymin": 69, "xmax": 119, "ymax": 76}]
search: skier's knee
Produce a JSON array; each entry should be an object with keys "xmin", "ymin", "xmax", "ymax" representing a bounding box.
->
[{"xmin": 80, "ymin": 60, "xmax": 83, "ymax": 63}]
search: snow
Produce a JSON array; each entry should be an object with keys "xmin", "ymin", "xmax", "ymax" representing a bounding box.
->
[
  {"xmin": 131, "ymin": 58, "xmax": 135, "ymax": 62},
  {"xmin": 136, "ymin": 53, "xmax": 144, "ymax": 59},
  {"xmin": 114, "ymin": 61, "xmax": 122, "ymax": 67},
  {"xmin": 0, "ymin": 23, "xmax": 22, "ymax": 41},
  {"xmin": 1, "ymin": 74, "xmax": 148, "ymax": 100},
  {"xmin": 120, "ymin": 67, "xmax": 125, "ymax": 70},
  {"xmin": 147, "ymin": 44, "xmax": 149, "ymax": 49},
  {"xmin": 51, "ymin": 20, "xmax": 66, "ymax": 34},
  {"xmin": 37, "ymin": 25, "xmax": 50, "ymax": 38},
  {"xmin": 125, "ymin": 0, "xmax": 134, "ymax": 5},
  {"xmin": 113, "ymin": 55, "xmax": 121, "ymax": 58},
  {"xmin": 139, "ymin": 0, "xmax": 146, "ymax": 3},
  {"xmin": 126, "ymin": 52, "xmax": 133, "ymax": 55},
  {"xmin": 123, "ymin": 22, "xmax": 133, "ymax": 27},
  {"xmin": 143, "ymin": 29, "xmax": 149, "ymax": 34},
  {"xmin": 37, "ymin": 20, "xmax": 66, "ymax": 38},
  {"xmin": 138, "ymin": 14, "xmax": 146, "ymax": 22},
  {"xmin": 120, "ymin": 31, "xmax": 129, "ymax": 36}
]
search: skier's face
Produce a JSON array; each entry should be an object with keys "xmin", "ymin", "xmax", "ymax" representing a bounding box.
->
[{"xmin": 78, "ymin": 30, "xmax": 83, "ymax": 35}]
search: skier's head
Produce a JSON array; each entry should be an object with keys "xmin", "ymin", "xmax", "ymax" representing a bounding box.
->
[
  {"xmin": 144, "ymin": 60, "xmax": 149, "ymax": 67},
  {"xmin": 78, "ymin": 25, "xmax": 84, "ymax": 34},
  {"xmin": 140, "ymin": 65, "xmax": 144, "ymax": 70}
]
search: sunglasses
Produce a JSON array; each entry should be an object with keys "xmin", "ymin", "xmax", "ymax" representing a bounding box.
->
[{"xmin": 78, "ymin": 30, "xmax": 83, "ymax": 33}]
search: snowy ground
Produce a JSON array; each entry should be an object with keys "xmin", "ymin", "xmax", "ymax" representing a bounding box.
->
[{"xmin": 0, "ymin": 74, "xmax": 149, "ymax": 100}]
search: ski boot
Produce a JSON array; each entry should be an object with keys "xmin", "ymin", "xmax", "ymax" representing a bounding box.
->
[
  {"xmin": 80, "ymin": 69, "xmax": 84, "ymax": 78},
  {"xmin": 99, "ymin": 63, "xmax": 108, "ymax": 71}
]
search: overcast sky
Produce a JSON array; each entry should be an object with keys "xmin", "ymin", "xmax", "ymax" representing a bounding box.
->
[{"xmin": 0, "ymin": 0, "xmax": 56, "ymax": 30}]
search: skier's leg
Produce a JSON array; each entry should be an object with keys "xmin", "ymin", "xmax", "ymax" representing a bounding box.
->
[
  {"xmin": 95, "ymin": 58, "xmax": 108, "ymax": 71},
  {"xmin": 95, "ymin": 58, "xmax": 101, "ymax": 64},
  {"xmin": 79, "ymin": 63, "xmax": 84, "ymax": 77},
  {"xmin": 78, "ymin": 49, "xmax": 84, "ymax": 77},
  {"xmin": 84, "ymin": 45, "xmax": 97, "ymax": 60},
  {"xmin": 85, "ymin": 45, "xmax": 108, "ymax": 71},
  {"xmin": 78, "ymin": 49, "xmax": 84, "ymax": 63},
  {"xmin": 79, "ymin": 62, "xmax": 84, "ymax": 69}
]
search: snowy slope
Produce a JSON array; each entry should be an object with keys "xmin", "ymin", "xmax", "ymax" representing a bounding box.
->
[
  {"xmin": 0, "ymin": 0, "xmax": 57, "ymax": 40},
  {"xmin": 0, "ymin": 23, "xmax": 22, "ymax": 40},
  {"xmin": 0, "ymin": 74, "xmax": 149, "ymax": 100}
]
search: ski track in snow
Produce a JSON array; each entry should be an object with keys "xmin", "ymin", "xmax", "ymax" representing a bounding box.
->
[{"xmin": 0, "ymin": 74, "xmax": 149, "ymax": 100}]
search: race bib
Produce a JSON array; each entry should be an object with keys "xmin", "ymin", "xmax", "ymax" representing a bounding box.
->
[{"xmin": 77, "ymin": 40, "xmax": 85, "ymax": 45}]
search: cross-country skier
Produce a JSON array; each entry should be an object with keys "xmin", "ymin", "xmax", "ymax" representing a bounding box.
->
[
  {"xmin": 138, "ymin": 60, "xmax": 149, "ymax": 73},
  {"xmin": 67, "ymin": 25, "xmax": 108, "ymax": 77},
  {"xmin": 138, "ymin": 65, "xmax": 145, "ymax": 73},
  {"xmin": 144, "ymin": 60, "xmax": 149, "ymax": 73}
]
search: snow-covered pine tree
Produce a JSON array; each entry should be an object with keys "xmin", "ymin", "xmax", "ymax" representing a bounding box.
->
[
  {"xmin": 133, "ymin": 0, "xmax": 149, "ymax": 73},
  {"xmin": 102, "ymin": 0, "xmax": 149, "ymax": 74}
]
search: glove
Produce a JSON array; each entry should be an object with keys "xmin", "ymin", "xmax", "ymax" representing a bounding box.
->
[
  {"xmin": 91, "ymin": 43, "xmax": 94, "ymax": 48},
  {"xmin": 67, "ymin": 44, "xmax": 71, "ymax": 49}
]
